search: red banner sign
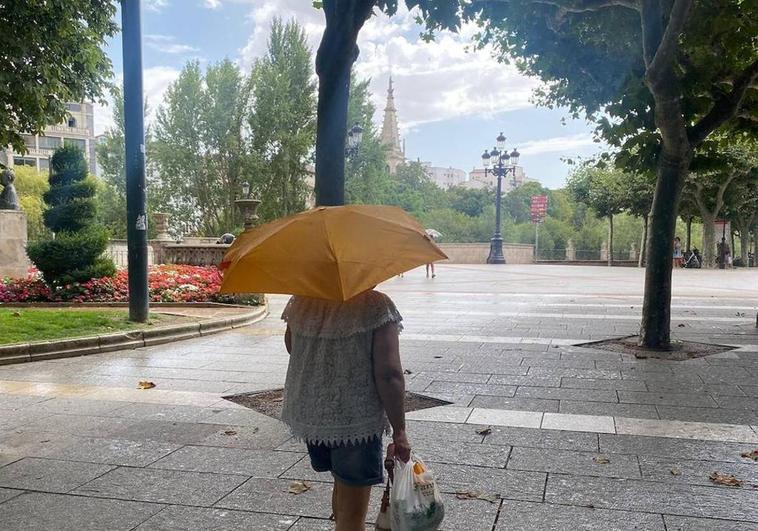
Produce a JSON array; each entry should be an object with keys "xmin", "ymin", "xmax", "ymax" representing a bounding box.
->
[{"xmin": 530, "ymin": 195, "xmax": 548, "ymax": 223}]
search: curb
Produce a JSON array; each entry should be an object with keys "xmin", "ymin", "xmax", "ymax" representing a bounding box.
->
[{"xmin": 0, "ymin": 305, "xmax": 268, "ymax": 366}]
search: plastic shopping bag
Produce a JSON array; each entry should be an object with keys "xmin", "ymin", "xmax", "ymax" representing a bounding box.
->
[{"xmin": 390, "ymin": 453, "xmax": 445, "ymax": 531}]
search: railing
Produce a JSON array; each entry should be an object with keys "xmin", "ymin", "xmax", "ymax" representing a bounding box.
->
[{"xmin": 535, "ymin": 249, "xmax": 636, "ymax": 262}]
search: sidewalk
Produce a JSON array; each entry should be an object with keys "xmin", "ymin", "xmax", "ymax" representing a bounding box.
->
[{"xmin": 0, "ymin": 265, "xmax": 757, "ymax": 529}]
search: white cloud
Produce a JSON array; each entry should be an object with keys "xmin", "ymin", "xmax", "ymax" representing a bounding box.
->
[
  {"xmin": 239, "ymin": 2, "xmax": 542, "ymax": 131},
  {"xmin": 203, "ymin": 0, "xmax": 222, "ymax": 8},
  {"xmin": 145, "ymin": 34, "xmax": 200, "ymax": 55},
  {"xmin": 518, "ymin": 133, "xmax": 599, "ymax": 156},
  {"xmin": 145, "ymin": 0, "xmax": 169, "ymax": 12}
]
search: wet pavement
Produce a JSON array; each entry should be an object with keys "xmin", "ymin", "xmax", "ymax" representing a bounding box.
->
[{"xmin": 1, "ymin": 265, "xmax": 757, "ymax": 529}]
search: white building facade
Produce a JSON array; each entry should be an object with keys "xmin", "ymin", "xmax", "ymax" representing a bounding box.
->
[
  {"xmin": 424, "ymin": 165, "xmax": 468, "ymax": 189},
  {"xmin": 464, "ymin": 165, "xmax": 532, "ymax": 193}
]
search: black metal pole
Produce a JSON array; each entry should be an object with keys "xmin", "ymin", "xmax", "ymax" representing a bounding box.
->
[
  {"xmin": 719, "ymin": 221, "xmax": 726, "ymax": 270},
  {"xmin": 122, "ymin": 0, "xmax": 149, "ymax": 322},
  {"xmin": 487, "ymin": 160, "xmax": 506, "ymax": 264}
]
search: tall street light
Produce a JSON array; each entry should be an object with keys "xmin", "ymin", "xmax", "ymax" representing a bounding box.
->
[
  {"xmin": 481, "ymin": 132, "xmax": 520, "ymax": 264},
  {"xmin": 345, "ymin": 123, "xmax": 363, "ymax": 158}
]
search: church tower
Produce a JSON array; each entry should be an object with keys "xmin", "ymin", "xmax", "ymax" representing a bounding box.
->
[{"xmin": 380, "ymin": 76, "xmax": 405, "ymax": 175}]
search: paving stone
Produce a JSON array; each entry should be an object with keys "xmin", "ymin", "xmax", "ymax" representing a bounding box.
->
[
  {"xmin": 516, "ymin": 386, "xmax": 618, "ymax": 403},
  {"xmin": 437, "ymin": 493, "xmax": 499, "ymax": 530},
  {"xmin": 484, "ymin": 425, "xmax": 598, "ymax": 452},
  {"xmin": 278, "ymin": 456, "xmax": 333, "ymax": 483},
  {"xmin": 487, "ymin": 374, "xmax": 562, "ymax": 387},
  {"xmin": 0, "ymin": 394, "xmax": 49, "ymax": 409},
  {"xmin": 521, "ymin": 358, "xmax": 597, "ymax": 369},
  {"xmin": 663, "ymin": 515, "xmax": 758, "ymax": 530},
  {"xmin": 0, "ymin": 409, "xmax": 52, "ymax": 431},
  {"xmin": 507, "ymin": 447, "xmax": 641, "ymax": 479},
  {"xmin": 458, "ymin": 362, "xmax": 528, "ymax": 376},
  {"xmin": 73, "ymin": 467, "xmax": 248, "ymax": 506},
  {"xmin": 134, "ymin": 505, "xmax": 297, "ymax": 530},
  {"xmin": 407, "ymin": 420, "xmax": 488, "ymax": 443},
  {"xmin": 149, "ymin": 445, "xmax": 303, "ymax": 477},
  {"xmin": 0, "ymin": 487, "xmax": 22, "ymax": 503},
  {"xmin": 469, "ymin": 395, "xmax": 559, "ymax": 412},
  {"xmin": 618, "ymin": 391, "xmax": 718, "ymax": 408},
  {"xmin": 287, "ymin": 517, "xmax": 334, "ymax": 530},
  {"xmin": 615, "ymin": 417, "xmax": 758, "ymax": 443},
  {"xmin": 496, "ymin": 500, "xmax": 665, "ymax": 530},
  {"xmin": 467, "ymin": 408, "xmax": 543, "ymax": 429},
  {"xmin": 0, "ymin": 453, "xmax": 21, "ymax": 467},
  {"xmin": 20, "ymin": 398, "xmax": 128, "ymax": 417},
  {"xmin": 545, "ymin": 474, "xmax": 758, "ymax": 521},
  {"xmin": 638, "ymin": 455, "xmax": 758, "ymax": 487},
  {"xmin": 542, "ymin": 413, "xmax": 615, "ymax": 433},
  {"xmin": 431, "ymin": 462, "xmax": 546, "ymax": 501},
  {"xmin": 0, "ymin": 457, "xmax": 114, "ymax": 493},
  {"xmin": 16, "ymin": 413, "xmax": 139, "ymax": 437},
  {"xmin": 109, "ymin": 403, "xmax": 216, "ymax": 422},
  {"xmin": 416, "ymin": 438, "xmax": 510, "ymax": 468},
  {"xmin": 600, "ymin": 433, "xmax": 756, "ymax": 462},
  {"xmin": 741, "ymin": 385, "xmax": 758, "ymax": 398},
  {"xmin": 215, "ymin": 477, "xmax": 334, "ymax": 519},
  {"xmin": 0, "ymin": 491, "xmax": 162, "ymax": 531},
  {"xmin": 560, "ymin": 377, "xmax": 647, "ymax": 391},
  {"xmin": 109, "ymin": 419, "xmax": 228, "ymax": 445},
  {"xmin": 656, "ymin": 405, "xmax": 758, "ymax": 425},
  {"xmin": 526, "ymin": 367, "xmax": 622, "ymax": 379},
  {"xmin": 713, "ymin": 395, "xmax": 758, "ymax": 410},
  {"xmin": 559, "ymin": 400, "xmax": 659, "ymax": 419},
  {"xmin": 417, "ymin": 371, "xmax": 492, "ymax": 383},
  {"xmin": 425, "ymin": 381, "xmax": 517, "ymax": 398},
  {"xmin": 43, "ymin": 436, "xmax": 181, "ymax": 467},
  {"xmin": 193, "ymin": 422, "xmax": 292, "ymax": 450},
  {"xmin": 407, "ymin": 406, "xmax": 472, "ymax": 423}
]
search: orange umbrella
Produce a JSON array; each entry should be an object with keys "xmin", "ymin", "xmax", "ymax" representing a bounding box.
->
[{"xmin": 220, "ymin": 205, "xmax": 447, "ymax": 301}]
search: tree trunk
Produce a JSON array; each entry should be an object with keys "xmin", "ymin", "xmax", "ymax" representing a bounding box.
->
[
  {"xmin": 639, "ymin": 215, "xmax": 648, "ymax": 267},
  {"xmin": 701, "ymin": 215, "xmax": 716, "ymax": 268},
  {"xmin": 639, "ymin": 156, "xmax": 688, "ymax": 349},
  {"xmin": 685, "ymin": 216, "xmax": 692, "ymax": 252},
  {"xmin": 608, "ymin": 214, "xmax": 614, "ymax": 267},
  {"xmin": 739, "ymin": 227, "xmax": 749, "ymax": 265}
]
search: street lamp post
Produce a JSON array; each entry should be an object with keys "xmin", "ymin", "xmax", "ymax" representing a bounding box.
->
[
  {"xmin": 345, "ymin": 123, "xmax": 363, "ymax": 158},
  {"xmin": 482, "ymin": 132, "xmax": 520, "ymax": 264}
]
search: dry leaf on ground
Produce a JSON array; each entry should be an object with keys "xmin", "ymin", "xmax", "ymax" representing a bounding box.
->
[
  {"xmin": 593, "ymin": 456, "xmax": 611, "ymax": 464},
  {"xmin": 223, "ymin": 430, "xmax": 237, "ymax": 436},
  {"xmin": 670, "ymin": 468, "xmax": 682, "ymax": 476},
  {"xmin": 709, "ymin": 472, "xmax": 743, "ymax": 487},
  {"xmin": 455, "ymin": 490, "xmax": 500, "ymax": 503},
  {"xmin": 288, "ymin": 480, "xmax": 312, "ymax": 494},
  {"xmin": 403, "ymin": 369, "xmax": 413, "ymax": 375},
  {"xmin": 137, "ymin": 380, "xmax": 156, "ymax": 390},
  {"xmin": 475, "ymin": 426, "xmax": 493, "ymax": 436},
  {"xmin": 741, "ymin": 450, "xmax": 758, "ymax": 461}
]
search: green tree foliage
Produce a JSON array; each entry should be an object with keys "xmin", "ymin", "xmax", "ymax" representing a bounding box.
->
[
  {"xmin": 12, "ymin": 167, "xmax": 49, "ymax": 241},
  {"xmin": 27, "ymin": 146, "xmax": 115, "ymax": 285},
  {"xmin": 0, "ymin": 1, "xmax": 117, "ymax": 154},
  {"xmin": 248, "ymin": 19, "xmax": 317, "ymax": 221}
]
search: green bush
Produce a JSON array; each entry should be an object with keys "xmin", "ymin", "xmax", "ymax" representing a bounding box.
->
[{"xmin": 26, "ymin": 145, "xmax": 115, "ymax": 286}]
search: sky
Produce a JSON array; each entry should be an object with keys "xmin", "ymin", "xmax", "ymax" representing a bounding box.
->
[{"xmin": 99, "ymin": 0, "xmax": 606, "ymax": 189}]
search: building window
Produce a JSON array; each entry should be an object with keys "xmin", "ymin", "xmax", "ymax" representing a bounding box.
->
[
  {"xmin": 65, "ymin": 103, "xmax": 82, "ymax": 112},
  {"xmin": 21, "ymin": 134, "xmax": 36, "ymax": 150},
  {"xmin": 13, "ymin": 157, "xmax": 37, "ymax": 168},
  {"xmin": 63, "ymin": 138, "xmax": 86, "ymax": 152},
  {"xmin": 39, "ymin": 158, "xmax": 50, "ymax": 171},
  {"xmin": 67, "ymin": 116, "xmax": 77, "ymax": 128},
  {"xmin": 38, "ymin": 136, "xmax": 62, "ymax": 150}
]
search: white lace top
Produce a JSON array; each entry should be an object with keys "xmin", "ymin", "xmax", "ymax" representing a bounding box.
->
[{"xmin": 280, "ymin": 290, "xmax": 403, "ymax": 446}]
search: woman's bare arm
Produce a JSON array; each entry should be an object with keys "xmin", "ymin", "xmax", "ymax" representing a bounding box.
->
[{"xmin": 372, "ymin": 322, "xmax": 411, "ymax": 461}]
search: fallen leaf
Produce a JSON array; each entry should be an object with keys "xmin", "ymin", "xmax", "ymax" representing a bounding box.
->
[
  {"xmin": 677, "ymin": 323, "xmax": 686, "ymax": 328},
  {"xmin": 11, "ymin": 311, "xmax": 21, "ymax": 317},
  {"xmin": 433, "ymin": 356, "xmax": 442, "ymax": 359},
  {"xmin": 137, "ymin": 380, "xmax": 156, "ymax": 390},
  {"xmin": 223, "ymin": 430, "xmax": 237, "ymax": 436},
  {"xmin": 741, "ymin": 450, "xmax": 758, "ymax": 461},
  {"xmin": 475, "ymin": 426, "xmax": 492, "ymax": 436},
  {"xmin": 670, "ymin": 468, "xmax": 681, "ymax": 476},
  {"xmin": 455, "ymin": 490, "xmax": 500, "ymax": 503},
  {"xmin": 709, "ymin": 472, "xmax": 743, "ymax": 487},
  {"xmin": 593, "ymin": 456, "xmax": 611, "ymax": 465},
  {"xmin": 288, "ymin": 480, "xmax": 311, "ymax": 494},
  {"xmin": 403, "ymin": 369, "xmax": 413, "ymax": 375}
]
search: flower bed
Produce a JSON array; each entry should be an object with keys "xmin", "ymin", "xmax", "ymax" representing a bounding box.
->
[{"xmin": 1, "ymin": 265, "xmax": 260, "ymax": 305}]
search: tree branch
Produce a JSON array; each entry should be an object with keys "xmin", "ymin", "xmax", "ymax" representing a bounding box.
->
[
  {"xmin": 689, "ymin": 58, "xmax": 758, "ymax": 146},
  {"xmin": 646, "ymin": 0, "xmax": 693, "ymax": 80},
  {"xmin": 714, "ymin": 170, "xmax": 738, "ymax": 216},
  {"xmin": 527, "ymin": 0, "xmax": 639, "ymax": 11}
]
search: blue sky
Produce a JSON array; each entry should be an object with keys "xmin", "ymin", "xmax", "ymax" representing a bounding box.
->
[{"xmin": 99, "ymin": 0, "xmax": 605, "ymax": 189}]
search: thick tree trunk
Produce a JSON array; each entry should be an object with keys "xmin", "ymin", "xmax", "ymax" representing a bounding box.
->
[
  {"xmin": 608, "ymin": 214, "xmax": 614, "ymax": 267},
  {"xmin": 639, "ymin": 215, "xmax": 648, "ymax": 267},
  {"xmin": 739, "ymin": 228, "xmax": 749, "ymax": 265},
  {"xmin": 685, "ymin": 217, "xmax": 692, "ymax": 252},
  {"xmin": 639, "ymin": 156, "xmax": 688, "ymax": 349},
  {"xmin": 701, "ymin": 215, "xmax": 716, "ymax": 268}
]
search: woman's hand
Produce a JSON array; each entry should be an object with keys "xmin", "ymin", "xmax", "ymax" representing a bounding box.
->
[{"xmin": 393, "ymin": 430, "xmax": 411, "ymax": 462}]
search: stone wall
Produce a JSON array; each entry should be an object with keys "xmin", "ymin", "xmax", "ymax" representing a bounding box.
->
[
  {"xmin": 0, "ymin": 211, "xmax": 30, "ymax": 279},
  {"xmin": 438, "ymin": 243, "xmax": 535, "ymax": 264}
]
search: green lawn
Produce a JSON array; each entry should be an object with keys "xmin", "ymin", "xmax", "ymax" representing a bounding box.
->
[{"xmin": 0, "ymin": 308, "xmax": 169, "ymax": 345}]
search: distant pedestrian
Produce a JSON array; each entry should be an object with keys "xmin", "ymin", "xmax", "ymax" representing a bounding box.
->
[
  {"xmin": 673, "ymin": 236, "xmax": 683, "ymax": 268},
  {"xmin": 282, "ymin": 290, "xmax": 411, "ymax": 530},
  {"xmin": 425, "ymin": 229, "xmax": 441, "ymax": 278}
]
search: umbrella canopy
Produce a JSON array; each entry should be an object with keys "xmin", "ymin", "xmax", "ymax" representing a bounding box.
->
[{"xmin": 220, "ymin": 205, "xmax": 447, "ymax": 301}]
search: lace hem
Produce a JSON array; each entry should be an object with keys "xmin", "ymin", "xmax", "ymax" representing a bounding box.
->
[
  {"xmin": 282, "ymin": 416, "xmax": 390, "ymax": 446},
  {"xmin": 281, "ymin": 290, "xmax": 403, "ymax": 338}
]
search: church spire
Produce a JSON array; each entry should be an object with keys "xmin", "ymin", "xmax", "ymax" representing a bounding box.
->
[{"xmin": 380, "ymin": 76, "xmax": 405, "ymax": 174}]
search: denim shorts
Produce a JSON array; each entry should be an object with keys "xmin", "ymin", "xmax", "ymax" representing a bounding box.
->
[{"xmin": 306, "ymin": 436, "xmax": 384, "ymax": 487}]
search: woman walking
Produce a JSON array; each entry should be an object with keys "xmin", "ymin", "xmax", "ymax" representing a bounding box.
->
[{"xmin": 282, "ymin": 290, "xmax": 411, "ymax": 531}]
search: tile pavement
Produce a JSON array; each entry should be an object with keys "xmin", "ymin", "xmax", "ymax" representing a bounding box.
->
[{"xmin": 0, "ymin": 265, "xmax": 757, "ymax": 529}]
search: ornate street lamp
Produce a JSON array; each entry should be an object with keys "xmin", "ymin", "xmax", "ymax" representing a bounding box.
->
[
  {"xmin": 345, "ymin": 123, "xmax": 364, "ymax": 158},
  {"xmin": 482, "ymin": 132, "xmax": 521, "ymax": 264},
  {"xmin": 236, "ymin": 182, "xmax": 260, "ymax": 231}
]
